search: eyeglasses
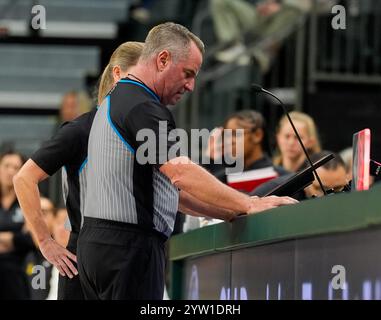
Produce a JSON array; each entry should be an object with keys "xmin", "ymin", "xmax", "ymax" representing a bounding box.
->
[{"xmin": 324, "ymin": 183, "xmax": 351, "ymax": 194}]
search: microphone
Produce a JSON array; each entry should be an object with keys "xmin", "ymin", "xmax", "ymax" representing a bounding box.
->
[{"xmin": 252, "ymin": 84, "xmax": 328, "ymax": 196}]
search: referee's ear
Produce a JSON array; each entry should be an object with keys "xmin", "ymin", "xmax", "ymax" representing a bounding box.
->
[
  {"xmin": 112, "ymin": 65, "xmax": 122, "ymax": 83},
  {"xmin": 156, "ymin": 50, "xmax": 170, "ymax": 72}
]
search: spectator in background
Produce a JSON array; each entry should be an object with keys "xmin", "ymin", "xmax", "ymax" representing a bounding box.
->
[
  {"xmin": 223, "ymin": 110, "xmax": 288, "ymax": 192},
  {"xmin": 210, "ymin": 0, "xmax": 311, "ymax": 71},
  {"xmin": 0, "ymin": 150, "xmax": 34, "ymax": 300},
  {"xmin": 274, "ymin": 111, "xmax": 321, "ymax": 173},
  {"xmin": 340, "ymin": 147, "xmax": 353, "ymax": 181},
  {"xmin": 59, "ymin": 91, "xmax": 92, "ymax": 123},
  {"xmin": 254, "ymin": 151, "xmax": 349, "ymax": 200},
  {"xmin": 198, "ymin": 110, "xmax": 289, "ymax": 227},
  {"xmin": 303, "ymin": 151, "xmax": 349, "ymax": 198},
  {"xmin": 129, "ymin": 0, "xmax": 156, "ymax": 24}
]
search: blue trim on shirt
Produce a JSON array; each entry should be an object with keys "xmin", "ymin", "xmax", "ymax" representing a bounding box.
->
[
  {"xmin": 78, "ymin": 158, "xmax": 88, "ymax": 174},
  {"xmin": 106, "ymin": 95, "xmax": 135, "ymax": 154},
  {"xmin": 119, "ymin": 79, "xmax": 160, "ymax": 103}
]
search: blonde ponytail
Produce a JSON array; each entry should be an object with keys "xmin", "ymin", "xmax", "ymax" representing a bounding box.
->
[
  {"xmin": 98, "ymin": 64, "xmax": 113, "ymax": 105},
  {"xmin": 97, "ymin": 41, "xmax": 144, "ymax": 105}
]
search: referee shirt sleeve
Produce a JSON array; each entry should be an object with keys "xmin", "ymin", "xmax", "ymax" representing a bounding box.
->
[
  {"xmin": 30, "ymin": 122, "xmax": 81, "ymax": 176},
  {"xmin": 125, "ymin": 101, "xmax": 179, "ymax": 166}
]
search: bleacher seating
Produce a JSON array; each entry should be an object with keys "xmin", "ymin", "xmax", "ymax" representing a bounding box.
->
[{"xmin": 0, "ymin": 44, "xmax": 100, "ymax": 109}]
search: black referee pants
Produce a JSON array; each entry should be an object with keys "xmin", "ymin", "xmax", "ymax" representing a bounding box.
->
[
  {"xmin": 57, "ymin": 232, "xmax": 85, "ymax": 300},
  {"xmin": 77, "ymin": 217, "xmax": 166, "ymax": 300}
]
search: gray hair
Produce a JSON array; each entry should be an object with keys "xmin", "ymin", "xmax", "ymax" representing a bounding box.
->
[{"xmin": 140, "ymin": 22, "xmax": 205, "ymax": 63}]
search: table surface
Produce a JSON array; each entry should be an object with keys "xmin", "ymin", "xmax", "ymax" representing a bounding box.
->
[{"xmin": 170, "ymin": 183, "xmax": 381, "ymax": 261}]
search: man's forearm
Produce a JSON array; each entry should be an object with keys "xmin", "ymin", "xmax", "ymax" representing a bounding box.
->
[
  {"xmin": 179, "ymin": 190, "xmax": 235, "ymax": 221},
  {"xmin": 161, "ymin": 158, "xmax": 251, "ymax": 215}
]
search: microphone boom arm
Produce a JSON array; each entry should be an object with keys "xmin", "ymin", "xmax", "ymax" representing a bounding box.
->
[{"xmin": 254, "ymin": 85, "xmax": 327, "ymax": 196}]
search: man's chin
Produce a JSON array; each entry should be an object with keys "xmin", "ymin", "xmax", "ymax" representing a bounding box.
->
[{"xmin": 169, "ymin": 96, "xmax": 182, "ymax": 106}]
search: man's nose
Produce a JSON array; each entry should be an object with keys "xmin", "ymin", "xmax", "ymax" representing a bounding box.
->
[{"xmin": 184, "ymin": 79, "xmax": 195, "ymax": 92}]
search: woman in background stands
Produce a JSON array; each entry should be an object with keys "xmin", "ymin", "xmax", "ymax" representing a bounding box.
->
[
  {"xmin": 223, "ymin": 110, "xmax": 288, "ymax": 193},
  {"xmin": 274, "ymin": 111, "xmax": 321, "ymax": 173},
  {"xmin": 0, "ymin": 150, "xmax": 34, "ymax": 299}
]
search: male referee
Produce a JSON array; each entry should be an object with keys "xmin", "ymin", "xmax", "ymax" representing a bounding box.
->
[{"xmin": 77, "ymin": 22, "xmax": 297, "ymax": 300}]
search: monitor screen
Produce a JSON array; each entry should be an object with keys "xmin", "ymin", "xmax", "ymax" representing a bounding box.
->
[{"xmin": 352, "ymin": 129, "xmax": 371, "ymax": 191}]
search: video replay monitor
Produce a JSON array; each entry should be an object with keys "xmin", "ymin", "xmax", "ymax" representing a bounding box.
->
[{"xmin": 352, "ymin": 128, "xmax": 371, "ymax": 191}]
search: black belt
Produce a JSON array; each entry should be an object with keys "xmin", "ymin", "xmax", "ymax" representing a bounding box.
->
[{"xmin": 82, "ymin": 217, "xmax": 168, "ymax": 243}]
